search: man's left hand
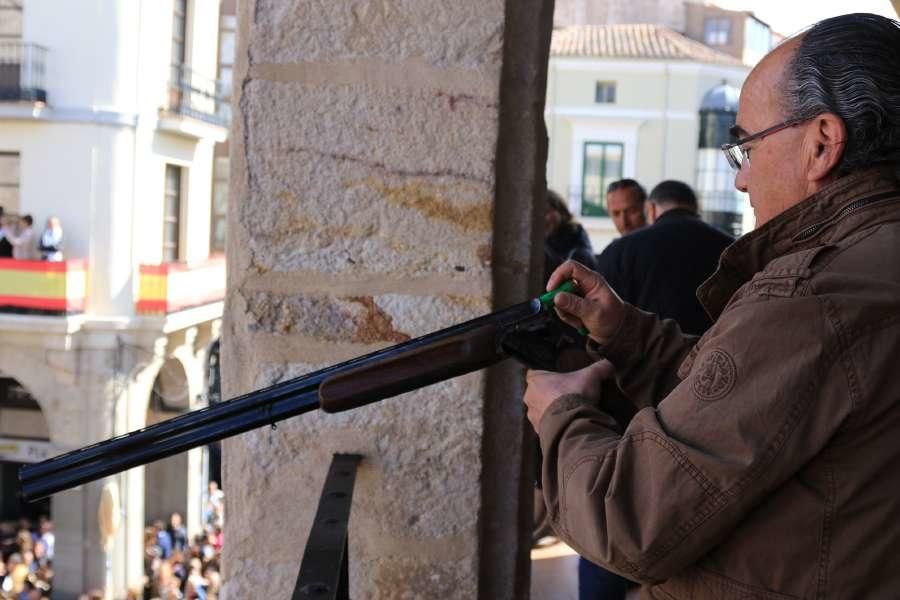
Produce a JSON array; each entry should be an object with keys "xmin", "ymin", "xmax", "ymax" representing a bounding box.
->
[{"xmin": 524, "ymin": 360, "xmax": 615, "ymax": 430}]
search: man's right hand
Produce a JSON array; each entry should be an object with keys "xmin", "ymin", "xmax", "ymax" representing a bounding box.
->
[{"xmin": 546, "ymin": 260, "xmax": 625, "ymax": 345}]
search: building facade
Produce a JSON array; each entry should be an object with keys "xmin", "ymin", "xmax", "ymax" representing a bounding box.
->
[
  {"xmin": 545, "ymin": 23, "xmax": 750, "ymax": 249},
  {"xmin": 553, "ymin": 0, "xmax": 688, "ymax": 31},
  {"xmin": 684, "ymin": 1, "xmax": 774, "ymax": 66},
  {"xmin": 0, "ymin": 1, "xmax": 227, "ymax": 597}
]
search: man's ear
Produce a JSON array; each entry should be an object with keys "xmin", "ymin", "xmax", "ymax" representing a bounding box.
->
[
  {"xmin": 806, "ymin": 112, "xmax": 847, "ymax": 182},
  {"xmin": 646, "ymin": 201, "xmax": 660, "ymax": 225}
]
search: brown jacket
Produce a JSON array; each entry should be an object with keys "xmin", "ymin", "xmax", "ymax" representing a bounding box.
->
[{"xmin": 539, "ymin": 167, "xmax": 900, "ymax": 599}]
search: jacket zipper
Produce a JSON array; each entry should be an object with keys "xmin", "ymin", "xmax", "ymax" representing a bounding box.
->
[{"xmin": 793, "ymin": 190, "xmax": 900, "ymax": 242}]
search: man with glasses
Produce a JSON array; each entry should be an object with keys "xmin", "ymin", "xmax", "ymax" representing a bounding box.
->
[{"xmin": 523, "ymin": 13, "xmax": 900, "ymax": 598}]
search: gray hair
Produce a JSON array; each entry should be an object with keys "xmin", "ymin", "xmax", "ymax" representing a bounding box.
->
[{"xmin": 783, "ymin": 13, "xmax": 900, "ymax": 175}]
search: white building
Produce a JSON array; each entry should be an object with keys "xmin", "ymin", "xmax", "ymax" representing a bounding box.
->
[
  {"xmin": 545, "ymin": 23, "xmax": 752, "ymax": 249},
  {"xmin": 0, "ymin": 1, "xmax": 228, "ymax": 597}
]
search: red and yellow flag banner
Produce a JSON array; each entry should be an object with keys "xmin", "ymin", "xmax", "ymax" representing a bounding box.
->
[{"xmin": 0, "ymin": 258, "xmax": 87, "ymax": 313}]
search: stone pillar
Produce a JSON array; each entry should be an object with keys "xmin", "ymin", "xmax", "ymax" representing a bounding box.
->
[
  {"xmin": 222, "ymin": 1, "xmax": 553, "ymax": 597},
  {"xmin": 52, "ymin": 481, "xmax": 111, "ymax": 599}
]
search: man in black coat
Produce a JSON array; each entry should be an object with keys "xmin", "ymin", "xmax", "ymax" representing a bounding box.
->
[{"xmin": 595, "ymin": 180, "xmax": 734, "ymax": 335}]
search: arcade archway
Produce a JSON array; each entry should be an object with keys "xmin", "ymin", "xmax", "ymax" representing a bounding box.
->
[
  {"xmin": 144, "ymin": 358, "xmax": 190, "ymax": 524},
  {"xmin": 0, "ymin": 376, "xmax": 52, "ymax": 524}
]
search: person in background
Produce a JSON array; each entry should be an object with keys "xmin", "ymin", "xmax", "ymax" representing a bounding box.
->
[
  {"xmin": 154, "ymin": 520, "xmax": 173, "ymax": 560},
  {"xmin": 35, "ymin": 519, "xmax": 53, "ymax": 562},
  {"xmin": 38, "ymin": 217, "xmax": 63, "ymax": 262},
  {"xmin": 185, "ymin": 558, "xmax": 208, "ymax": 600},
  {"xmin": 168, "ymin": 512, "xmax": 188, "ymax": 554},
  {"xmin": 544, "ymin": 189, "xmax": 598, "ymax": 280},
  {"xmin": 9, "ymin": 215, "xmax": 38, "ymax": 260},
  {"xmin": 5, "ymin": 553, "xmax": 28, "ymax": 597},
  {"xmin": 605, "ymin": 179, "xmax": 647, "ymax": 236},
  {"xmin": 0, "ymin": 208, "xmax": 15, "ymax": 259},
  {"xmin": 203, "ymin": 481, "xmax": 224, "ymax": 530}
]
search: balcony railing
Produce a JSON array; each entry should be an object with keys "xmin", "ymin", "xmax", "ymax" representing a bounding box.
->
[
  {"xmin": 0, "ymin": 258, "xmax": 87, "ymax": 315},
  {"xmin": 137, "ymin": 256, "xmax": 225, "ymax": 315},
  {"xmin": 165, "ymin": 63, "xmax": 229, "ymax": 127},
  {"xmin": 0, "ymin": 42, "xmax": 48, "ymax": 103}
]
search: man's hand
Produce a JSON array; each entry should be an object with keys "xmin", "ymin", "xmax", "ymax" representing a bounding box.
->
[
  {"xmin": 524, "ymin": 360, "xmax": 615, "ymax": 430},
  {"xmin": 546, "ymin": 260, "xmax": 625, "ymax": 344}
]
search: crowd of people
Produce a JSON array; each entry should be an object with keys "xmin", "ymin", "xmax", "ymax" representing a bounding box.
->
[
  {"xmin": 137, "ymin": 482, "xmax": 225, "ymax": 600},
  {"xmin": 0, "ymin": 208, "xmax": 64, "ymax": 262},
  {"xmin": 0, "ymin": 481, "xmax": 224, "ymax": 600},
  {"xmin": 0, "ymin": 517, "xmax": 55, "ymax": 600}
]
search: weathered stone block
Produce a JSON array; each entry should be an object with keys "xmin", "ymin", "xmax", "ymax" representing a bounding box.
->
[
  {"xmin": 239, "ymin": 80, "xmax": 498, "ymax": 277},
  {"xmin": 249, "ymin": 0, "xmax": 505, "ymax": 67},
  {"xmin": 242, "ymin": 292, "xmax": 489, "ymax": 342}
]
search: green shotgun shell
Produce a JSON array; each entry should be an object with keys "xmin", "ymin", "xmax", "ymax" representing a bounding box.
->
[
  {"xmin": 538, "ymin": 280, "xmax": 588, "ymax": 336},
  {"xmin": 539, "ymin": 280, "xmax": 578, "ymax": 308}
]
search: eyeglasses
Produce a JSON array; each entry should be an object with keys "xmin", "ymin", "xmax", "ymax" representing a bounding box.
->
[{"xmin": 720, "ymin": 117, "xmax": 811, "ymax": 171}]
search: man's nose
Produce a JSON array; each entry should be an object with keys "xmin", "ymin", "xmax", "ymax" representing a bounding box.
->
[{"xmin": 734, "ymin": 165, "xmax": 749, "ymax": 193}]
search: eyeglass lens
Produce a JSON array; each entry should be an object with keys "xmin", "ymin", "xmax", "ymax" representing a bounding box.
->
[{"xmin": 723, "ymin": 145, "xmax": 745, "ymax": 170}]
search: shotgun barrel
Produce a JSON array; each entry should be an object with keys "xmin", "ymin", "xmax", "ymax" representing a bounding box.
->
[{"xmin": 20, "ymin": 285, "xmax": 587, "ymax": 501}]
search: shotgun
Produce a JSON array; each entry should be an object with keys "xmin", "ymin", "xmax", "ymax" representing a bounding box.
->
[{"xmin": 19, "ymin": 281, "xmax": 591, "ymax": 501}]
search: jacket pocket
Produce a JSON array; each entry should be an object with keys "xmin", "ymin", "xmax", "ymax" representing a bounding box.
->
[
  {"xmin": 747, "ymin": 245, "xmax": 837, "ymax": 299},
  {"xmin": 747, "ymin": 269, "xmax": 811, "ymax": 298}
]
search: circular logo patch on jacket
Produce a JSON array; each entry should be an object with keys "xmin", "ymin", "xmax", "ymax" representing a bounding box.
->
[{"xmin": 692, "ymin": 349, "xmax": 736, "ymax": 401}]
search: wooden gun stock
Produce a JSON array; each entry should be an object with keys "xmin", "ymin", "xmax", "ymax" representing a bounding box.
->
[{"xmin": 319, "ymin": 326, "xmax": 502, "ymax": 413}]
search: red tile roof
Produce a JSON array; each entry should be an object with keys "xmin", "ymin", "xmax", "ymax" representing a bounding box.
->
[{"xmin": 551, "ymin": 24, "xmax": 745, "ymax": 66}]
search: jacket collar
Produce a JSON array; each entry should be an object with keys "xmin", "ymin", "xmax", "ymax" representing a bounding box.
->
[
  {"xmin": 697, "ymin": 166, "xmax": 900, "ymax": 319},
  {"xmin": 653, "ymin": 207, "xmax": 699, "ymax": 225}
]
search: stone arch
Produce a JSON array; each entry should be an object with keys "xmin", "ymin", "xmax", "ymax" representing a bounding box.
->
[
  {"xmin": 143, "ymin": 358, "xmax": 191, "ymax": 525},
  {"xmin": 169, "ymin": 333, "xmax": 206, "ymax": 411},
  {"xmin": 0, "ymin": 352, "xmax": 64, "ymax": 445},
  {"xmin": 0, "ymin": 375, "xmax": 53, "ymax": 523}
]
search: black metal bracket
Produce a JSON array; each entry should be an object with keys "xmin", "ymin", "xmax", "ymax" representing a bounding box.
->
[{"xmin": 292, "ymin": 454, "xmax": 363, "ymax": 600}]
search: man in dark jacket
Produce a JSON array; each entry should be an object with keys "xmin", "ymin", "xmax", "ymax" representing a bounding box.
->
[{"xmin": 595, "ymin": 180, "xmax": 733, "ymax": 335}]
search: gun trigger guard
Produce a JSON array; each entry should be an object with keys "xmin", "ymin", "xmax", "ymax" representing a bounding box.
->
[{"xmin": 499, "ymin": 310, "xmax": 593, "ymax": 373}]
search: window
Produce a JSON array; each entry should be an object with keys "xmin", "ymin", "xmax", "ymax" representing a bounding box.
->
[
  {"xmin": 0, "ymin": 1, "xmax": 23, "ymax": 40},
  {"xmin": 209, "ymin": 157, "xmax": 228, "ymax": 254},
  {"xmin": 704, "ymin": 17, "xmax": 731, "ymax": 46},
  {"xmin": 217, "ymin": 14, "xmax": 236, "ymax": 100},
  {"xmin": 163, "ymin": 165, "xmax": 184, "ymax": 262},
  {"xmin": 0, "ymin": 2, "xmax": 22, "ymax": 98},
  {"xmin": 743, "ymin": 17, "xmax": 771, "ymax": 65},
  {"xmin": 169, "ymin": 0, "xmax": 188, "ymax": 112},
  {"xmin": 172, "ymin": 0, "xmax": 187, "ymax": 66},
  {"xmin": 581, "ymin": 142, "xmax": 623, "ymax": 217},
  {"xmin": 595, "ymin": 81, "xmax": 616, "ymax": 104},
  {"xmin": 0, "ymin": 152, "xmax": 19, "ymax": 214}
]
